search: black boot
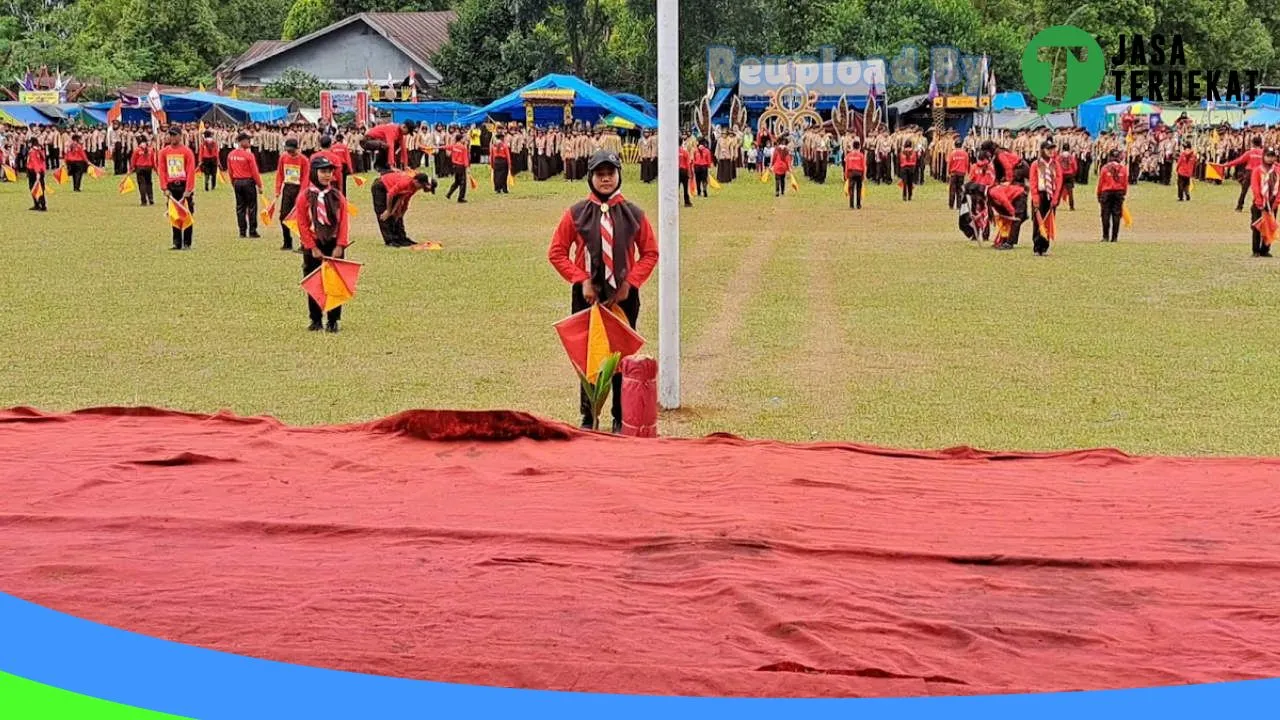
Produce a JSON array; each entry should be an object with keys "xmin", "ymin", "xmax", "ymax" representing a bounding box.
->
[{"xmin": 308, "ymin": 320, "xmax": 323, "ymax": 332}]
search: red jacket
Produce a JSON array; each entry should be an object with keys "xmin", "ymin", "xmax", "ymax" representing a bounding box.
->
[
  {"xmin": 844, "ymin": 150, "xmax": 865, "ymax": 175},
  {"xmin": 381, "ymin": 172, "xmax": 420, "ymax": 205},
  {"xmin": 331, "ymin": 145, "xmax": 355, "ymax": 175},
  {"xmin": 296, "ymin": 185, "xmax": 351, "ymax": 250},
  {"xmin": 226, "ymin": 148, "xmax": 262, "ymax": 186},
  {"xmin": 947, "ymin": 149, "xmax": 969, "ymax": 176},
  {"xmin": 310, "ymin": 149, "xmax": 345, "ymax": 187},
  {"xmin": 1176, "ymin": 149, "xmax": 1197, "ymax": 178},
  {"xmin": 129, "ymin": 146, "xmax": 155, "ymax": 171},
  {"xmin": 899, "ymin": 149, "xmax": 918, "ymax": 168},
  {"xmin": 158, "ymin": 145, "xmax": 196, "ymax": 193},
  {"xmin": 1095, "ymin": 161, "xmax": 1129, "ymax": 196},
  {"xmin": 1029, "ymin": 158, "xmax": 1063, "ymax": 208},
  {"xmin": 275, "ymin": 152, "xmax": 310, "ymax": 195},
  {"xmin": 1226, "ymin": 147, "xmax": 1264, "ymax": 173},
  {"xmin": 490, "ymin": 141, "xmax": 511, "ymax": 164},
  {"xmin": 64, "ymin": 142, "xmax": 88, "ymax": 163},
  {"xmin": 988, "ymin": 182, "xmax": 1028, "ymax": 219},
  {"xmin": 26, "ymin": 146, "xmax": 46, "ymax": 173},
  {"xmin": 1058, "ymin": 153, "xmax": 1078, "ymax": 177},
  {"xmin": 771, "ymin": 147, "xmax": 792, "ymax": 175},
  {"xmin": 678, "ymin": 148, "xmax": 690, "ymax": 171},
  {"xmin": 449, "ymin": 142, "xmax": 470, "ymax": 168},
  {"xmin": 694, "ymin": 146, "xmax": 712, "ymax": 167},
  {"xmin": 198, "ymin": 139, "xmax": 219, "ymax": 161},
  {"xmin": 969, "ymin": 159, "xmax": 996, "ymax": 187},
  {"xmin": 996, "ymin": 149, "xmax": 1021, "ymax": 180},
  {"xmin": 1251, "ymin": 165, "xmax": 1280, "ymax": 210},
  {"xmin": 548, "ymin": 194, "xmax": 659, "ymax": 289},
  {"xmin": 367, "ymin": 123, "xmax": 408, "ymax": 168}
]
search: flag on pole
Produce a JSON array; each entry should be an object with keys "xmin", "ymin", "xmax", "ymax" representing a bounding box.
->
[
  {"xmin": 346, "ymin": 200, "xmax": 359, "ymax": 218},
  {"xmin": 259, "ymin": 196, "xmax": 275, "ymax": 226},
  {"xmin": 468, "ymin": 172, "xmax": 478, "ymax": 190},
  {"xmin": 118, "ymin": 175, "xmax": 136, "ymax": 194},
  {"xmin": 1122, "ymin": 202, "xmax": 1133, "ymax": 227},
  {"xmin": 1205, "ymin": 163, "xmax": 1225, "ymax": 181},
  {"xmin": 708, "ymin": 175, "xmax": 721, "ymax": 190},
  {"xmin": 218, "ymin": 169, "xmax": 230, "ymax": 184},
  {"xmin": 2, "ymin": 165, "xmax": 16, "ymax": 182},
  {"xmin": 282, "ymin": 204, "xmax": 299, "ymax": 235},
  {"xmin": 168, "ymin": 199, "xmax": 194, "ymax": 230},
  {"xmin": 789, "ymin": 172, "xmax": 799, "ymax": 191},
  {"xmin": 1253, "ymin": 210, "xmax": 1278, "ymax": 247},
  {"xmin": 409, "ymin": 69, "xmax": 419, "ymax": 102},
  {"xmin": 554, "ymin": 304, "xmax": 646, "ymax": 384},
  {"xmin": 352, "ymin": 175, "xmax": 366, "ymax": 188},
  {"xmin": 863, "ymin": 80, "xmax": 878, "ymax": 139},
  {"xmin": 705, "ymin": 68, "xmax": 715, "ymax": 104},
  {"xmin": 928, "ymin": 71, "xmax": 939, "ymax": 102},
  {"xmin": 301, "ymin": 258, "xmax": 363, "ymax": 312},
  {"xmin": 88, "ymin": 165, "xmax": 105, "ymax": 180},
  {"xmin": 52, "ymin": 165, "xmax": 68, "ymax": 185},
  {"xmin": 106, "ymin": 100, "xmax": 122, "ymax": 125},
  {"xmin": 31, "ymin": 182, "xmax": 43, "ymax": 201}
]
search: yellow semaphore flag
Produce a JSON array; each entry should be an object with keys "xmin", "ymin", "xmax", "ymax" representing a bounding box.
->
[
  {"xmin": 1205, "ymin": 163, "xmax": 1224, "ymax": 181},
  {"xmin": 708, "ymin": 175, "xmax": 721, "ymax": 190},
  {"xmin": 319, "ymin": 261, "xmax": 354, "ymax": 311},
  {"xmin": 167, "ymin": 199, "xmax": 194, "ymax": 230},
  {"xmin": 118, "ymin": 175, "xmax": 136, "ymax": 194},
  {"xmin": 1121, "ymin": 202, "xmax": 1133, "ymax": 228},
  {"xmin": 3, "ymin": 165, "xmax": 16, "ymax": 182},
  {"xmin": 584, "ymin": 304, "xmax": 612, "ymax": 383},
  {"xmin": 346, "ymin": 200, "xmax": 359, "ymax": 217}
]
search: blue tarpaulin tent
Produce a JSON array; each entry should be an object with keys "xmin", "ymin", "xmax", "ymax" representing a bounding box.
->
[
  {"xmin": 163, "ymin": 92, "xmax": 286, "ymax": 123},
  {"xmin": 991, "ymin": 92, "xmax": 1027, "ymax": 112},
  {"xmin": 456, "ymin": 74, "xmax": 657, "ymax": 128},
  {"xmin": 371, "ymin": 101, "xmax": 479, "ymax": 125},
  {"xmin": 0, "ymin": 103, "xmax": 57, "ymax": 125},
  {"xmin": 1077, "ymin": 94, "xmax": 1130, "ymax": 136},
  {"xmin": 1248, "ymin": 93, "xmax": 1280, "ymax": 110},
  {"xmin": 612, "ymin": 92, "xmax": 656, "ymax": 118},
  {"xmin": 1241, "ymin": 108, "xmax": 1280, "ymax": 127}
]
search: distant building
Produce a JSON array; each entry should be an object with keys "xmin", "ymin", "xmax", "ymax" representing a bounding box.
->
[{"xmin": 216, "ymin": 11, "xmax": 456, "ymax": 94}]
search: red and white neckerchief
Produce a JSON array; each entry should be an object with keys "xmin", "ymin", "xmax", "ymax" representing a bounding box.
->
[
  {"xmin": 313, "ymin": 188, "xmax": 332, "ymax": 226},
  {"xmin": 586, "ymin": 196, "xmax": 618, "ymax": 289}
]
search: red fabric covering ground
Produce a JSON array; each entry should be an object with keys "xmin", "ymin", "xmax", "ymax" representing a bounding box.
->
[{"xmin": 3, "ymin": 407, "xmax": 1280, "ymax": 698}]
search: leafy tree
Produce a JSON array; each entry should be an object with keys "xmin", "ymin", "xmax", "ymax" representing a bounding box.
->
[
  {"xmin": 283, "ymin": 0, "xmax": 335, "ymax": 41},
  {"xmin": 218, "ymin": 0, "xmax": 293, "ymax": 51},
  {"xmin": 264, "ymin": 67, "xmax": 325, "ymax": 105}
]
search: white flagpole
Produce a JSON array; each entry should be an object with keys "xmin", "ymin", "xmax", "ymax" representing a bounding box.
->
[{"xmin": 657, "ymin": 0, "xmax": 680, "ymax": 410}]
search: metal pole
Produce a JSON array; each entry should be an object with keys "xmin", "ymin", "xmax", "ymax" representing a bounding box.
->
[{"xmin": 656, "ymin": 0, "xmax": 680, "ymax": 410}]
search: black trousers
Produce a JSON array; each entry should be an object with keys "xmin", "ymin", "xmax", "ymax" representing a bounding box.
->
[
  {"xmin": 1099, "ymin": 190, "xmax": 1124, "ymax": 242},
  {"xmin": 948, "ymin": 173, "xmax": 964, "ymax": 208},
  {"xmin": 492, "ymin": 158, "xmax": 509, "ymax": 193},
  {"xmin": 1063, "ymin": 180, "xmax": 1076, "ymax": 210},
  {"xmin": 201, "ymin": 159, "xmax": 217, "ymax": 190},
  {"xmin": 1237, "ymin": 179, "xmax": 1250, "ymax": 210},
  {"xmin": 279, "ymin": 184, "xmax": 301, "ymax": 248},
  {"xmin": 446, "ymin": 166, "xmax": 467, "ymax": 201},
  {"xmin": 1032, "ymin": 192, "xmax": 1054, "ymax": 254},
  {"xmin": 27, "ymin": 171, "xmax": 46, "ymax": 210},
  {"xmin": 166, "ymin": 181, "xmax": 193, "ymax": 248},
  {"xmin": 303, "ymin": 238, "xmax": 343, "ymax": 324},
  {"xmin": 233, "ymin": 179, "xmax": 258, "ymax": 235},
  {"xmin": 694, "ymin": 166, "xmax": 709, "ymax": 196},
  {"xmin": 371, "ymin": 178, "xmax": 408, "ymax": 245},
  {"xmin": 679, "ymin": 169, "xmax": 692, "ymax": 204},
  {"xmin": 361, "ymin": 139, "xmax": 390, "ymax": 171},
  {"xmin": 847, "ymin": 172, "xmax": 863, "ymax": 208},
  {"xmin": 136, "ymin": 169, "xmax": 155, "ymax": 205},
  {"xmin": 571, "ymin": 283, "xmax": 640, "ymax": 427},
  {"xmin": 775, "ymin": 172, "xmax": 786, "ymax": 196},
  {"xmin": 68, "ymin": 161, "xmax": 88, "ymax": 191},
  {"xmin": 1177, "ymin": 175, "xmax": 1192, "ymax": 201},
  {"xmin": 435, "ymin": 150, "xmax": 451, "ymax": 177},
  {"xmin": 900, "ymin": 171, "xmax": 915, "ymax": 200},
  {"xmin": 1251, "ymin": 206, "xmax": 1271, "ymax": 256}
]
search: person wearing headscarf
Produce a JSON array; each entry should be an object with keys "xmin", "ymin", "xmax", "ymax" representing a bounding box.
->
[{"xmin": 297, "ymin": 156, "xmax": 350, "ymax": 333}]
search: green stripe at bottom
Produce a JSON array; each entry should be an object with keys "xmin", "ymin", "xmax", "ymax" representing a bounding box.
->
[{"xmin": 0, "ymin": 671, "xmax": 189, "ymax": 719}]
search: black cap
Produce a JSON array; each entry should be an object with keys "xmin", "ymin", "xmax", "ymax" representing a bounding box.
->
[
  {"xmin": 285, "ymin": 138, "xmax": 299, "ymax": 149},
  {"xmin": 1041, "ymin": 139, "xmax": 1056, "ymax": 150},
  {"xmin": 310, "ymin": 155, "xmax": 334, "ymax": 170},
  {"xmin": 587, "ymin": 149, "xmax": 621, "ymax": 172},
  {"xmin": 167, "ymin": 127, "xmax": 181, "ymax": 136},
  {"xmin": 236, "ymin": 132, "xmax": 250, "ymax": 141},
  {"xmin": 404, "ymin": 120, "xmax": 419, "ymax": 131}
]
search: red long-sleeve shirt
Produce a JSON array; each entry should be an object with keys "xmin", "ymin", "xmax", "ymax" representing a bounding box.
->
[
  {"xmin": 1251, "ymin": 165, "xmax": 1280, "ymax": 209},
  {"xmin": 490, "ymin": 141, "xmax": 511, "ymax": 164},
  {"xmin": 157, "ymin": 145, "xmax": 196, "ymax": 193},
  {"xmin": 226, "ymin": 148, "xmax": 262, "ymax": 186},
  {"xmin": 1176, "ymin": 149, "xmax": 1197, "ymax": 178},
  {"xmin": 275, "ymin": 152, "xmax": 310, "ymax": 195},
  {"xmin": 996, "ymin": 149, "xmax": 1021, "ymax": 180},
  {"xmin": 694, "ymin": 146, "xmax": 712, "ymax": 168},
  {"xmin": 1029, "ymin": 158, "xmax": 1063, "ymax": 208},
  {"xmin": 129, "ymin": 146, "xmax": 155, "ymax": 171},
  {"xmin": 547, "ymin": 195, "xmax": 659, "ymax": 289},
  {"xmin": 771, "ymin": 147, "xmax": 792, "ymax": 175},
  {"xmin": 1095, "ymin": 161, "xmax": 1129, "ymax": 196},
  {"xmin": 1225, "ymin": 147, "xmax": 1264, "ymax": 172},
  {"xmin": 26, "ymin": 146, "xmax": 47, "ymax": 173},
  {"xmin": 64, "ymin": 142, "xmax": 88, "ymax": 163},
  {"xmin": 380, "ymin": 172, "xmax": 421, "ymax": 212},
  {"xmin": 297, "ymin": 186, "xmax": 351, "ymax": 250},
  {"xmin": 449, "ymin": 142, "xmax": 470, "ymax": 168},
  {"xmin": 843, "ymin": 150, "xmax": 865, "ymax": 175},
  {"xmin": 988, "ymin": 183, "xmax": 1028, "ymax": 219},
  {"xmin": 310, "ymin": 149, "xmax": 345, "ymax": 187},
  {"xmin": 899, "ymin": 149, "xmax": 918, "ymax": 168},
  {"xmin": 947, "ymin": 149, "xmax": 969, "ymax": 176},
  {"xmin": 198, "ymin": 139, "xmax": 219, "ymax": 162},
  {"xmin": 969, "ymin": 159, "xmax": 996, "ymax": 187},
  {"xmin": 331, "ymin": 145, "xmax": 355, "ymax": 176},
  {"xmin": 367, "ymin": 123, "xmax": 408, "ymax": 168},
  {"xmin": 1058, "ymin": 153, "xmax": 1078, "ymax": 178},
  {"xmin": 678, "ymin": 148, "xmax": 690, "ymax": 171}
]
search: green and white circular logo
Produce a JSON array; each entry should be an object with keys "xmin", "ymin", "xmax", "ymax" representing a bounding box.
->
[{"xmin": 1022, "ymin": 25, "xmax": 1106, "ymax": 114}]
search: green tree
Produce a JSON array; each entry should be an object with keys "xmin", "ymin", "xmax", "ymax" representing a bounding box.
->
[
  {"xmin": 218, "ymin": 0, "xmax": 293, "ymax": 51},
  {"xmin": 283, "ymin": 0, "xmax": 336, "ymax": 41},
  {"xmin": 264, "ymin": 66, "xmax": 325, "ymax": 105}
]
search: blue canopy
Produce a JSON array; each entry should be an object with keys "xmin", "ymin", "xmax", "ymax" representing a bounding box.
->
[
  {"xmin": 1249, "ymin": 93, "xmax": 1280, "ymax": 110},
  {"xmin": 611, "ymin": 92, "xmax": 656, "ymax": 118},
  {"xmin": 164, "ymin": 92, "xmax": 286, "ymax": 123},
  {"xmin": 991, "ymin": 92, "xmax": 1027, "ymax": 112},
  {"xmin": 456, "ymin": 74, "xmax": 656, "ymax": 128},
  {"xmin": 1241, "ymin": 108, "xmax": 1280, "ymax": 127},
  {"xmin": 371, "ymin": 101, "xmax": 479, "ymax": 126},
  {"xmin": 1077, "ymin": 94, "xmax": 1130, "ymax": 136},
  {"xmin": 0, "ymin": 103, "xmax": 57, "ymax": 125}
]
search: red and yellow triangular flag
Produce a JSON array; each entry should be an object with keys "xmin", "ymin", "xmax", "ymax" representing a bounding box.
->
[
  {"xmin": 708, "ymin": 175, "xmax": 721, "ymax": 191},
  {"xmin": 346, "ymin": 199, "xmax": 359, "ymax": 217},
  {"xmin": 1252, "ymin": 210, "xmax": 1278, "ymax": 247},
  {"xmin": 218, "ymin": 169, "xmax": 230, "ymax": 184},
  {"xmin": 167, "ymin": 199, "xmax": 194, "ymax": 230},
  {"xmin": 2, "ymin": 165, "xmax": 16, "ymax": 182},
  {"xmin": 553, "ymin": 304, "xmax": 646, "ymax": 382},
  {"xmin": 508, "ymin": 171, "xmax": 516, "ymax": 188},
  {"xmin": 468, "ymin": 172, "xmax": 478, "ymax": 190},
  {"xmin": 1205, "ymin": 163, "xmax": 1224, "ymax": 181},
  {"xmin": 31, "ymin": 182, "xmax": 44, "ymax": 201},
  {"xmin": 759, "ymin": 170, "xmax": 770, "ymax": 183},
  {"xmin": 259, "ymin": 196, "xmax": 275, "ymax": 226},
  {"xmin": 282, "ymin": 204, "xmax": 299, "ymax": 235},
  {"xmin": 88, "ymin": 165, "xmax": 105, "ymax": 180},
  {"xmin": 352, "ymin": 175, "xmax": 366, "ymax": 187},
  {"xmin": 300, "ymin": 257, "xmax": 363, "ymax": 311},
  {"xmin": 52, "ymin": 166, "xmax": 68, "ymax": 185},
  {"xmin": 118, "ymin": 175, "xmax": 136, "ymax": 195},
  {"xmin": 843, "ymin": 178, "xmax": 850, "ymax": 197},
  {"xmin": 1037, "ymin": 210, "xmax": 1056, "ymax": 241},
  {"xmin": 789, "ymin": 172, "xmax": 799, "ymax": 191},
  {"xmin": 1121, "ymin": 202, "xmax": 1133, "ymax": 228}
]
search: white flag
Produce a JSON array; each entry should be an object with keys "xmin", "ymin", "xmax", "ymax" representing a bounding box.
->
[{"xmin": 705, "ymin": 69, "xmax": 715, "ymax": 103}]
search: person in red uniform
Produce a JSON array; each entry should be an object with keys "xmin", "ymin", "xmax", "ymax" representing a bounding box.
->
[
  {"xmin": 1176, "ymin": 141, "xmax": 1197, "ymax": 202},
  {"xmin": 946, "ymin": 138, "xmax": 969, "ymax": 209},
  {"xmin": 1058, "ymin": 149, "xmax": 1078, "ymax": 211},
  {"xmin": 25, "ymin": 137, "xmax": 47, "ymax": 212},
  {"xmin": 1224, "ymin": 136, "xmax": 1264, "ymax": 212},
  {"xmin": 969, "ymin": 148, "xmax": 997, "ymax": 188},
  {"xmin": 958, "ymin": 180, "xmax": 990, "ymax": 243},
  {"xmin": 198, "ymin": 130, "xmax": 220, "ymax": 191},
  {"xmin": 693, "ymin": 138, "xmax": 713, "ymax": 197},
  {"xmin": 362, "ymin": 120, "xmax": 417, "ymax": 172},
  {"xmin": 297, "ymin": 156, "xmax": 350, "ymax": 333},
  {"xmin": 1250, "ymin": 147, "xmax": 1280, "ymax": 258},
  {"xmin": 771, "ymin": 137, "xmax": 793, "ymax": 197},
  {"xmin": 547, "ymin": 149, "xmax": 659, "ymax": 432},
  {"xmin": 128, "ymin": 135, "xmax": 156, "ymax": 206},
  {"xmin": 445, "ymin": 133, "xmax": 470, "ymax": 203},
  {"xmin": 1096, "ymin": 149, "xmax": 1129, "ymax": 243},
  {"xmin": 372, "ymin": 171, "xmax": 435, "ymax": 247},
  {"xmin": 331, "ymin": 133, "xmax": 355, "ymax": 194},
  {"xmin": 678, "ymin": 134, "xmax": 693, "ymax": 206},
  {"xmin": 988, "ymin": 164, "xmax": 1029, "ymax": 250},
  {"xmin": 898, "ymin": 143, "xmax": 918, "ymax": 201},
  {"xmin": 275, "ymin": 138, "xmax": 310, "ymax": 251},
  {"xmin": 226, "ymin": 132, "xmax": 263, "ymax": 239},
  {"xmin": 64, "ymin": 133, "xmax": 90, "ymax": 192},
  {"xmin": 844, "ymin": 138, "xmax": 866, "ymax": 210},
  {"xmin": 490, "ymin": 130, "xmax": 511, "ymax": 194},
  {"xmin": 310, "ymin": 135, "xmax": 345, "ymax": 191},
  {"xmin": 995, "ymin": 143, "xmax": 1022, "ymax": 183},
  {"xmin": 158, "ymin": 127, "xmax": 197, "ymax": 250},
  {"xmin": 1029, "ymin": 140, "xmax": 1063, "ymax": 256}
]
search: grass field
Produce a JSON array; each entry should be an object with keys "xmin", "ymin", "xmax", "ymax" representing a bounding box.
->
[{"xmin": 3, "ymin": 164, "xmax": 1279, "ymax": 455}]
